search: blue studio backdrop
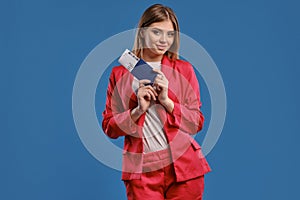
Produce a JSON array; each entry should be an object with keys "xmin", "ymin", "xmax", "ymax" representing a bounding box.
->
[{"xmin": 2, "ymin": 0, "xmax": 300, "ymax": 199}]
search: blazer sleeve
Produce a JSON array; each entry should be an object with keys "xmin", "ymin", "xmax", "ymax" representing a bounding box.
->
[
  {"xmin": 166, "ymin": 62, "xmax": 205, "ymax": 134},
  {"xmin": 102, "ymin": 69, "xmax": 138, "ymax": 139}
]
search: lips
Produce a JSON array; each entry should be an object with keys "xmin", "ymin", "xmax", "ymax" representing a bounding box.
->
[{"xmin": 156, "ymin": 45, "xmax": 168, "ymax": 51}]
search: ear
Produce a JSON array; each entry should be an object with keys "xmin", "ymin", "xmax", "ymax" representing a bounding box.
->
[{"xmin": 139, "ymin": 28, "xmax": 145, "ymax": 38}]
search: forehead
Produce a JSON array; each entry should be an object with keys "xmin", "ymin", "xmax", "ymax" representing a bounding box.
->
[{"xmin": 148, "ymin": 20, "xmax": 174, "ymax": 31}]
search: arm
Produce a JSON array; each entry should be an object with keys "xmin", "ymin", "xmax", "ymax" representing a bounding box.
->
[
  {"xmin": 102, "ymin": 70, "xmax": 157, "ymax": 139},
  {"xmin": 159, "ymin": 63, "xmax": 204, "ymax": 134},
  {"xmin": 102, "ymin": 69, "xmax": 138, "ymax": 139}
]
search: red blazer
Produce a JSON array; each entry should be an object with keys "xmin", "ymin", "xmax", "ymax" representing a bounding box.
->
[{"xmin": 102, "ymin": 55, "xmax": 211, "ymax": 181}]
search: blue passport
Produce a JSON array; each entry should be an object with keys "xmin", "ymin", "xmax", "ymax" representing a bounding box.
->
[{"xmin": 118, "ymin": 49, "xmax": 158, "ymax": 84}]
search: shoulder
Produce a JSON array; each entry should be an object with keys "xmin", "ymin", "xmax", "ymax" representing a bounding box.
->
[
  {"xmin": 174, "ymin": 59, "xmax": 196, "ymax": 82},
  {"xmin": 174, "ymin": 59, "xmax": 193, "ymax": 70},
  {"xmin": 163, "ymin": 56, "xmax": 194, "ymax": 77},
  {"xmin": 109, "ymin": 65, "xmax": 129, "ymax": 80},
  {"xmin": 111, "ymin": 65, "xmax": 127, "ymax": 74},
  {"xmin": 163, "ymin": 55, "xmax": 193, "ymax": 70}
]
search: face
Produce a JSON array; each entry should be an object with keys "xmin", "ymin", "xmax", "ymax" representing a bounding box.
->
[{"xmin": 141, "ymin": 20, "xmax": 175, "ymax": 61}]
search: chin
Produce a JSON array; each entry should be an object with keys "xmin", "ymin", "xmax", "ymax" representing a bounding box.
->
[
  {"xmin": 144, "ymin": 47, "xmax": 167, "ymax": 58},
  {"xmin": 152, "ymin": 48, "xmax": 167, "ymax": 55}
]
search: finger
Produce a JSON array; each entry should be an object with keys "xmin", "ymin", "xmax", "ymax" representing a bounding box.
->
[
  {"xmin": 144, "ymin": 85, "xmax": 158, "ymax": 96},
  {"xmin": 140, "ymin": 87, "xmax": 156, "ymax": 99},
  {"xmin": 147, "ymin": 90, "xmax": 157, "ymax": 101},
  {"xmin": 154, "ymin": 82, "xmax": 167, "ymax": 89},
  {"xmin": 154, "ymin": 69, "xmax": 167, "ymax": 78},
  {"xmin": 144, "ymin": 92, "xmax": 151, "ymax": 100},
  {"xmin": 154, "ymin": 76, "xmax": 164, "ymax": 83},
  {"xmin": 152, "ymin": 81, "xmax": 161, "ymax": 92},
  {"xmin": 139, "ymin": 79, "xmax": 151, "ymax": 87},
  {"xmin": 155, "ymin": 74, "xmax": 164, "ymax": 81},
  {"xmin": 141, "ymin": 89, "xmax": 157, "ymax": 101},
  {"xmin": 154, "ymin": 84, "xmax": 161, "ymax": 92},
  {"xmin": 152, "ymin": 68, "xmax": 164, "ymax": 75},
  {"xmin": 157, "ymin": 74, "xmax": 164, "ymax": 80},
  {"xmin": 154, "ymin": 78, "xmax": 167, "ymax": 86}
]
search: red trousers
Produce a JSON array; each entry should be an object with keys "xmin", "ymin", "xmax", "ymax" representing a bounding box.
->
[{"xmin": 124, "ymin": 148, "xmax": 205, "ymax": 200}]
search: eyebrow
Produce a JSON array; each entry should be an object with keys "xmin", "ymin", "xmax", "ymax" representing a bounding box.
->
[{"xmin": 150, "ymin": 27, "xmax": 175, "ymax": 32}]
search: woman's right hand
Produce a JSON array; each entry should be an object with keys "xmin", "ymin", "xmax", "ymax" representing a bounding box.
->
[
  {"xmin": 131, "ymin": 80, "xmax": 157, "ymax": 122},
  {"xmin": 136, "ymin": 79, "xmax": 158, "ymax": 112}
]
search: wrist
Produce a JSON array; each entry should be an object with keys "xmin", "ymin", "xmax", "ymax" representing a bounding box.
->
[
  {"xmin": 160, "ymin": 98, "xmax": 174, "ymax": 113},
  {"xmin": 130, "ymin": 106, "xmax": 145, "ymax": 122},
  {"xmin": 160, "ymin": 97, "xmax": 170, "ymax": 106},
  {"xmin": 135, "ymin": 106, "xmax": 146, "ymax": 114}
]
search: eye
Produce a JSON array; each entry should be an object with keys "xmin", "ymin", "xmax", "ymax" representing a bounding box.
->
[
  {"xmin": 168, "ymin": 31, "xmax": 175, "ymax": 37},
  {"xmin": 152, "ymin": 29, "xmax": 161, "ymax": 36}
]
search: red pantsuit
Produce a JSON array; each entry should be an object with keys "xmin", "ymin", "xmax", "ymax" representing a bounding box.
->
[{"xmin": 102, "ymin": 55, "xmax": 211, "ymax": 199}]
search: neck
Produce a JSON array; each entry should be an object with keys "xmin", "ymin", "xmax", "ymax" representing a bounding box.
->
[{"xmin": 142, "ymin": 48, "xmax": 164, "ymax": 62}]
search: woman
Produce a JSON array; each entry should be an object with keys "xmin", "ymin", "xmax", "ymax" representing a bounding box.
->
[{"xmin": 102, "ymin": 4, "xmax": 211, "ymax": 200}]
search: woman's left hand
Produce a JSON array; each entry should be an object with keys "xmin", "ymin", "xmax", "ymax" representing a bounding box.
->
[
  {"xmin": 153, "ymin": 69, "xmax": 169, "ymax": 104},
  {"xmin": 153, "ymin": 69, "xmax": 175, "ymax": 113}
]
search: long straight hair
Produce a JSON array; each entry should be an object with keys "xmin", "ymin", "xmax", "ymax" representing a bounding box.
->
[{"xmin": 132, "ymin": 4, "xmax": 180, "ymax": 61}]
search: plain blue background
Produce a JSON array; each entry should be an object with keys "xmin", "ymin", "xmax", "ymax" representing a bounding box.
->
[{"xmin": 2, "ymin": 0, "xmax": 300, "ymax": 199}]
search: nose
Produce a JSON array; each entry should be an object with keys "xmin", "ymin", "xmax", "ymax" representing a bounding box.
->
[{"xmin": 159, "ymin": 33, "xmax": 167, "ymax": 43}]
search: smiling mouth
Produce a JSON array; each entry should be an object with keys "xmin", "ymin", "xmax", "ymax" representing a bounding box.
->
[{"xmin": 156, "ymin": 45, "xmax": 167, "ymax": 50}]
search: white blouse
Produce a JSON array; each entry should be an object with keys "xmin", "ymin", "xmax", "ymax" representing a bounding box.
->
[{"xmin": 131, "ymin": 61, "xmax": 168, "ymax": 153}]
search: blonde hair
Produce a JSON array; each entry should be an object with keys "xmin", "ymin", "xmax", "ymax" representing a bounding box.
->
[{"xmin": 132, "ymin": 4, "xmax": 180, "ymax": 61}]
